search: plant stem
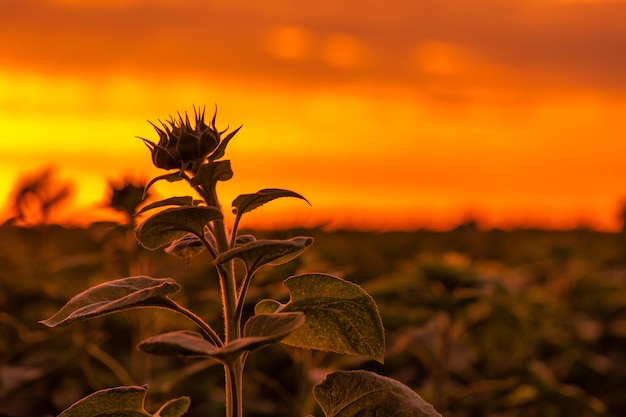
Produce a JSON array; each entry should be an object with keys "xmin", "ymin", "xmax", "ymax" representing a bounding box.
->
[
  {"xmin": 203, "ymin": 181, "xmax": 243, "ymax": 417},
  {"xmin": 225, "ymin": 359, "xmax": 244, "ymax": 417},
  {"xmin": 234, "ymin": 271, "xmax": 254, "ymax": 326},
  {"xmin": 203, "ymin": 185, "xmax": 238, "ymax": 339},
  {"xmin": 229, "ymin": 213, "xmax": 243, "ymax": 248},
  {"xmin": 217, "ymin": 261, "xmax": 241, "ymax": 417}
]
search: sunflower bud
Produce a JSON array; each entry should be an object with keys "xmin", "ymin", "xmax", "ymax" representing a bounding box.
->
[
  {"xmin": 140, "ymin": 107, "xmax": 221, "ymax": 172},
  {"xmin": 107, "ymin": 177, "xmax": 147, "ymax": 218}
]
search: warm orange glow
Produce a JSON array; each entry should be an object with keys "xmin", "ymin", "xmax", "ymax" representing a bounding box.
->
[
  {"xmin": 413, "ymin": 41, "xmax": 470, "ymax": 76},
  {"xmin": 266, "ymin": 25, "xmax": 313, "ymax": 61},
  {"xmin": 2, "ymin": 0, "xmax": 626, "ymax": 230},
  {"xmin": 322, "ymin": 33, "xmax": 363, "ymax": 68}
]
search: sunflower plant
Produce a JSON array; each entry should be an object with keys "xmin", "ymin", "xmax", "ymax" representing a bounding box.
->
[{"xmin": 41, "ymin": 107, "xmax": 442, "ymax": 417}]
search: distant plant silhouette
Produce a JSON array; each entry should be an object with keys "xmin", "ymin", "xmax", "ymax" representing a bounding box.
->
[
  {"xmin": 6, "ymin": 166, "xmax": 73, "ymax": 226},
  {"xmin": 617, "ymin": 198, "xmax": 626, "ymax": 234},
  {"xmin": 41, "ymin": 106, "xmax": 442, "ymax": 417},
  {"xmin": 107, "ymin": 176, "xmax": 149, "ymax": 226}
]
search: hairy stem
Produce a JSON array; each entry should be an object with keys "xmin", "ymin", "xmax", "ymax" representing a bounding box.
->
[
  {"xmin": 203, "ymin": 184, "xmax": 239, "ymax": 340},
  {"xmin": 199, "ymin": 232, "xmax": 218, "ymax": 264},
  {"xmin": 234, "ymin": 270, "xmax": 255, "ymax": 326},
  {"xmin": 229, "ymin": 213, "xmax": 243, "ymax": 248},
  {"xmin": 202, "ymin": 180, "xmax": 242, "ymax": 417},
  {"xmin": 224, "ymin": 360, "xmax": 244, "ymax": 417}
]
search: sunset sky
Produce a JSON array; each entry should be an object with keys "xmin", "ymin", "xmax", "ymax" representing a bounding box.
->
[{"xmin": 2, "ymin": 0, "xmax": 626, "ymax": 230}]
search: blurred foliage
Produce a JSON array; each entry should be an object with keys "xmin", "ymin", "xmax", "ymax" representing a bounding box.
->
[
  {"xmin": 2, "ymin": 224, "xmax": 626, "ymax": 416},
  {"xmin": 4, "ymin": 166, "xmax": 73, "ymax": 226},
  {"xmin": 106, "ymin": 176, "xmax": 148, "ymax": 225}
]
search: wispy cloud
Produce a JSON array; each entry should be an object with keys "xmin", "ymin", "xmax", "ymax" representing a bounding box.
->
[{"xmin": 2, "ymin": 0, "xmax": 625, "ymax": 93}]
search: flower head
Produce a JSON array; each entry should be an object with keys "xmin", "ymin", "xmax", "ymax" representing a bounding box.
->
[
  {"xmin": 107, "ymin": 177, "xmax": 147, "ymax": 218},
  {"xmin": 140, "ymin": 106, "xmax": 222, "ymax": 172}
]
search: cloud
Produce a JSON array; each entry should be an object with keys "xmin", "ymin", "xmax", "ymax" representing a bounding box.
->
[{"xmin": 2, "ymin": 0, "xmax": 625, "ymax": 95}]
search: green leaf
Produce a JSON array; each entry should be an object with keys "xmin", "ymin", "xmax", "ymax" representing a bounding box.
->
[
  {"xmin": 243, "ymin": 312, "xmax": 305, "ymax": 342},
  {"xmin": 154, "ymin": 397, "xmax": 191, "ymax": 417},
  {"xmin": 143, "ymin": 171, "xmax": 185, "ymax": 199},
  {"xmin": 190, "ymin": 160, "xmax": 233, "ymax": 189},
  {"xmin": 218, "ymin": 313, "xmax": 305, "ymax": 356},
  {"xmin": 40, "ymin": 276, "xmax": 180, "ymax": 327},
  {"xmin": 314, "ymin": 370, "xmax": 442, "ymax": 417},
  {"xmin": 58, "ymin": 385, "xmax": 151, "ymax": 417},
  {"xmin": 208, "ymin": 125, "xmax": 242, "ymax": 162},
  {"xmin": 57, "ymin": 385, "xmax": 190, "ymax": 417},
  {"xmin": 138, "ymin": 331, "xmax": 218, "ymax": 357},
  {"xmin": 254, "ymin": 299, "xmax": 283, "ymax": 313},
  {"xmin": 214, "ymin": 237, "xmax": 313, "ymax": 275},
  {"xmin": 232, "ymin": 188, "xmax": 309, "ymax": 216},
  {"xmin": 137, "ymin": 196, "xmax": 196, "ymax": 215},
  {"xmin": 235, "ymin": 234, "xmax": 257, "ymax": 245},
  {"xmin": 135, "ymin": 206, "xmax": 222, "ymax": 250},
  {"xmin": 254, "ymin": 274, "xmax": 385, "ymax": 362},
  {"xmin": 140, "ymin": 313, "xmax": 304, "ymax": 361},
  {"xmin": 164, "ymin": 233, "xmax": 206, "ymax": 265}
]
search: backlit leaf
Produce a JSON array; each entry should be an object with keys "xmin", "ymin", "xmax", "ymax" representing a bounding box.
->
[
  {"xmin": 137, "ymin": 196, "xmax": 195, "ymax": 215},
  {"xmin": 190, "ymin": 160, "xmax": 233, "ymax": 189},
  {"xmin": 254, "ymin": 299, "xmax": 283, "ymax": 313},
  {"xmin": 138, "ymin": 331, "xmax": 218, "ymax": 357},
  {"xmin": 314, "ymin": 370, "xmax": 442, "ymax": 417},
  {"xmin": 235, "ymin": 234, "xmax": 257, "ymax": 245},
  {"xmin": 40, "ymin": 276, "xmax": 180, "ymax": 327},
  {"xmin": 165, "ymin": 233, "xmax": 206, "ymax": 265},
  {"xmin": 57, "ymin": 385, "xmax": 190, "ymax": 417},
  {"xmin": 219, "ymin": 314, "xmax": 305, "ymax": 356},
  {"xmin": 254, "ymin": 274, "xmax": 385, "ymax": 362},
  {"xmin": 140, "ymin": 313, "xmax": 304, "ymax": 361},
  {"xmin": 135, "ymin": 206, "xmax": 222, "ymax": 250},
  {"xmin": 143, "ymin": 171, "xmax": 185, "ymax": 198},
  {"xmin": 58, "ymin": 385, "xmax": 151, "ymax": 417},
  {"xmin": 243, "ymin": 312, "xmax": 305, "ymax": 342},
  {"xmin": 154, "ymin": 397, "xmax": 191, "ymax": 417},
  {"xmin": 214, "ymin": 237, "xmax": 313, "ymax": 275},
  {"xmin": 231, "ymin": 188, "xmax": 309, "ymax": 216}
]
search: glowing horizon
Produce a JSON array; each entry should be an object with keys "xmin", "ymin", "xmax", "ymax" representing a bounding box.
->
[{"xmin": 2, "ymin": 0, "xmax": 626, "ymax": 231}]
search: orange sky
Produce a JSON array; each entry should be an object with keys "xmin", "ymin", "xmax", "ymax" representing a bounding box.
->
[{"xmin": 2, "ymin": 0, "xmax": 626, "ymax": 230}]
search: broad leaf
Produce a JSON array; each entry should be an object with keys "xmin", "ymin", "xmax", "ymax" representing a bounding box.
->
[
  {"xmin": 154, "ymin": 397, "xmax": 191, "ymax": 417},
  {"xmin": 59, "ymin": 385, "xmax": 150, "ymax": 417},
  {"xmin": 232, "ymin": 188, "xmax": 309, "ymax": 216},
  {"xmin": 58, "ymin": 385, "xmax": 190, "ymax": 417},
  {"xmin": 40, "ymin": 276, "xmax": 180, "ymax": 327},
  {"xmin": 143, "ymin": 171, "xmax": 185, "ymax": 198},
  {"xmin": 214, "ymin": 237, "xmax": 313, "ymax": 275},
  {"xmin": 140, "ymin": 313, "xmax": 304, "ymax": 361},
  {"xmin": 190, "ymin": 160, "xmax": 233, "ymax": 190},
  {"xmin": 255, "ymin": 274, "xmax": 385, "ymax": 362},
  {"xmin": 137, "ymin": 196, "xmax": 196, "ymax": 215},
  {"xmin": 165, "ymin": 233, "xmax": 206, "ymax": 265},
  {"xmin": 219, "ymin": 313, "xmax": 305, "ymax": 356},
  {"xmin": 243, "ymin": 312, "xmax": 305, "ymax": 342},
  {"xmin": 138, "ymin": 331, "xmax": 218, "ymax": 357},
  {"xmin": 235, "ymin": 234, "xmax": 257, "ymax": 245},
  {"xmin": 135, "ymin": 206, "xmax": 222, "ymax": 250},
  {"xmin": 314, "ymin": 370, "xmax": 442, "ymax": 417},
  {"xmin": 255, "ymin": 299, "xmax": 282, "ymax": 312}
]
